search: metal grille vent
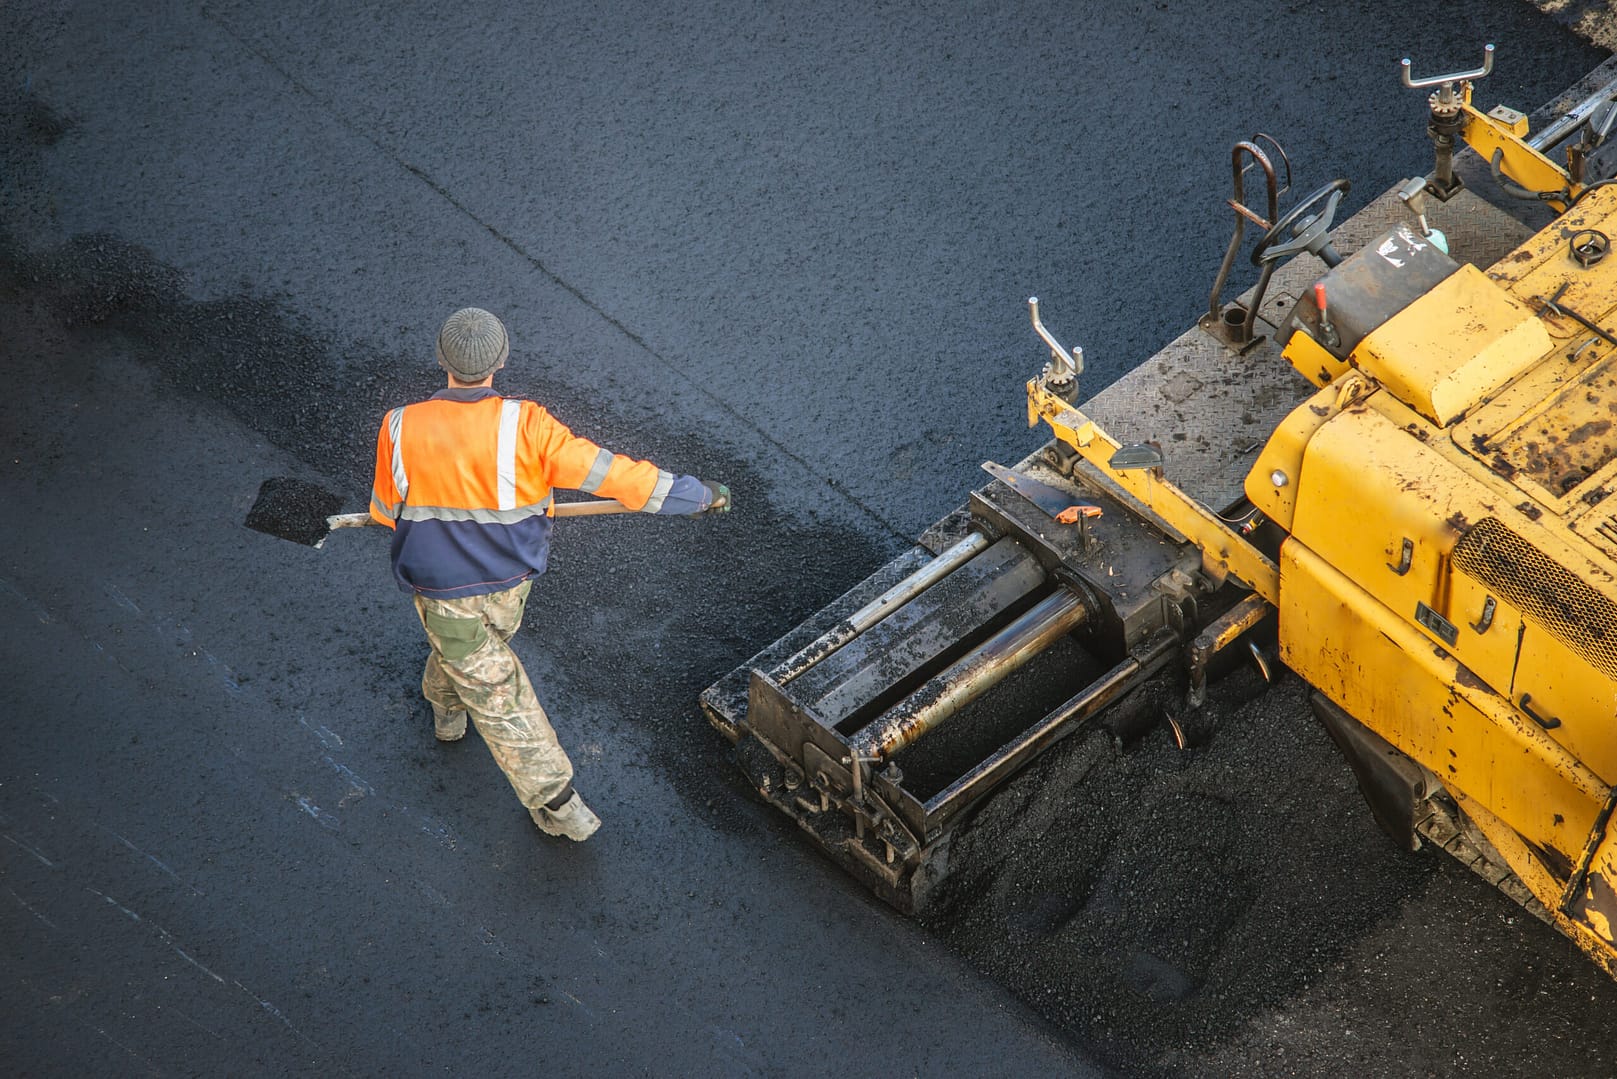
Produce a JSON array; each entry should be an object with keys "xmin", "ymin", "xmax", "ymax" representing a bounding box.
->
[
  {"xmin": 1452, "ymin": 517, "xmax": 1617, "ymax": 682},
  {"xmin": 1595, "ymin": 515, "xmax": 1617, "ymax": 558}
]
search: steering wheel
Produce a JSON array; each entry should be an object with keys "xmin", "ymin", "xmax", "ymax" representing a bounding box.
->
[{"xmin": 1252, "ymin": 178, "xmax": 1351, "ymax": 267}]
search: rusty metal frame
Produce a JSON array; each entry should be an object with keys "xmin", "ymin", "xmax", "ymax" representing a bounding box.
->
[{"xmin": 1204, "ymin": 135, "xmax": 1291, "ymax": 348}]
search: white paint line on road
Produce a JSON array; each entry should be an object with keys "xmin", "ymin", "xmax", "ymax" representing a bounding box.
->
[
  {"xmin": 415, "ymin": 880, "xmax": 451, "ymax": 909},
  {"xmin": 556, "ymin": 988, "xmax": 595, "ymax": 1018},
  {"xmin": 164, "ymin": 1004, "xmax": 226, "ymax": 1042},
  {"xmin": 291, "ymin": 793, "xmax": 340, "ymax": 830},
  {"xmin": 101, "ymin": 580, "xmax": 244, "ymax": 695},
  {"xmin": 404, "ymin": 807, "xmax": 460, "ymax": 850},
  {"xmin": 0, "ymin": 575, "xmax": 57, "ymax": 625},
  {"xmin": 86, "ymin": 886, "xmax": 142, "ymax": 921},
  {"xmin": 88, "ymin": 887, "xmax": 232, "ymax": 986},
  {"xmin": 100, "ymin": 827, "xmax": 204, "ymax": 896},
  {"xmin": 0, "ymin": 830, "xmax": 59, "ymax": 869},
  {"xmin": 232, "ymin": 978, "xmax": 325, "ymax": 1051},
  {"xmin": 80, "ymin": 883, "xmax": 327, "ymax": 1052},
  {"xmin": 14, "ymin": 974, "xmax": 162, "ymax": 1077},
  {"xmin": 103, "ymin": 582, "xmax": 143, "ymax": 616},
  {"xmin": 296, "ymin": 711, "xmax": 344, "ymax": 749},
  {"xmin": 321, "ymin": 757, "xmax": 374, "ymax": 807},
  {"xmin": 5, "ymin": 885, "xmax": 59, "ymax": 930},
  {"xmin": 0, "ymin": 575, "xmax": 132, "ymax": 676}
]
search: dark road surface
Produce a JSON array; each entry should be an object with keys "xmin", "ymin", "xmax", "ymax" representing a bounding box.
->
[{"xmin": 2, "ymin": 3, "xmax": 1612, "ymax": 1076}]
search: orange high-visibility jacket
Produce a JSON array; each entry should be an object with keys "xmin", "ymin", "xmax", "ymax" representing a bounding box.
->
[{"xmin": 371, "ymin": 387, "xmax": 705, "ymax": 596}]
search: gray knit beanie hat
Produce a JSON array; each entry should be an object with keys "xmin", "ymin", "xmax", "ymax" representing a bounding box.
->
[{"xmin": 436, "ymin": 307, "xmax": 510, "ymax": 380}]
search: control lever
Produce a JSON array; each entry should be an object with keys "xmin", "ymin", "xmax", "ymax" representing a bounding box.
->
[
  {"xmin": 1395, "ymin": 176, "xmax": 1450, "ymax": 254},
  {"xmin": 1028, "ymin": 296, "xmax": 1084, "ymax": 401},
  {"xmin": 1313, "ymin": 282, "xmax": 1341, "ymax": 352}
]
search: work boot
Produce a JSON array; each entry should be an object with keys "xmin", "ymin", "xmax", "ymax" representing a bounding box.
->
[
  {"xmin": 431, "ymin": 705, "xmax": 468, "ymax": 742},
  {"xmin": 530, "ymin": 788, "xmax": 601, "ymax": 841}
]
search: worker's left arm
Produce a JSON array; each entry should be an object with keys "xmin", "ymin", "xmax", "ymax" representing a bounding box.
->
[{"xmin": 526, "ymin": 403, "xmax": 717, "ymax": 514}]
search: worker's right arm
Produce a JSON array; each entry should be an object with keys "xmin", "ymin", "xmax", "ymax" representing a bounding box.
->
[{"xmin": 370, "ymin": 415, "xmax": 400, "ymax": 529}]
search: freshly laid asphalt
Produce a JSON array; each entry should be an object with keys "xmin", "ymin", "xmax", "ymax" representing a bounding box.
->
[{"xmin": 1, "ymin": 3, "xmax": 1611, "ymax": 1076}]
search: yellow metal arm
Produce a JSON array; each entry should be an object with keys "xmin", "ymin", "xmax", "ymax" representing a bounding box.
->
[
  {"xmin": 1027, "ymin": 378, "xmax": 1280, "ymax": 603},
  {"xmin": 1446, "ymin": 81, "xmax": 1581, "ymax": 211}
]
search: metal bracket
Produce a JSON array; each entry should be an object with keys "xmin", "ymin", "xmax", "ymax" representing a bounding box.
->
[
  {"xmin": 1415, "ymin": 601, "xmax": 1459, "ymax": 646},
  {"xmin": 1185, "ymin": 592, "xmax": 1271, "ymax": 711},
  {"xmin": 1388, "ymin": 537, "xmax": 1414, "ymax": 575},
  {"xmin": 840, "ymin": 750, "xmax": 879, "ymax": 837},
  {"xmin": 1470, "ymin": 595, "xmax": 1497, "ymax": 634},
  {"xmin": 1401, "ymin": 44, "xmax": 1495, "ymax": 105},
  {"xmin": 1109, "ymin": 442, "xmax": 1165, "ymax": 472}
]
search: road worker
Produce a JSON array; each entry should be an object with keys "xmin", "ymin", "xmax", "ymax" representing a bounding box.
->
[{"xmin": 370, "ymin": 307, "xmax": 730, "ymax": 841}]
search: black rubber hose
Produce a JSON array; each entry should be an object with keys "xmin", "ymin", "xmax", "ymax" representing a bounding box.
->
[
  {"xmin": 1490, "ymin": 148, "xmax": 1569, "ymax": 205},
  {"xmin": 1572, "ymin": 177, "xmax": 1617, "ymax": 206}
]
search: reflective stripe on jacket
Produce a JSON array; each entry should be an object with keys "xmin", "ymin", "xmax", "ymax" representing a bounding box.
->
[{"xmin": 371, "ymin": 387, "xmax": 688, "ymax": 597}]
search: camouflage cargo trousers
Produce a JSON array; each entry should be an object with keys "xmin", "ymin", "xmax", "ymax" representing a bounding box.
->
[{"xmin": 412, "ymin": 580, "xmax": 574, "ymax": 810}]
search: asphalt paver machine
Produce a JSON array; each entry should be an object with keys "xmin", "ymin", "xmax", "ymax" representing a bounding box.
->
[{"xmin": 704, "ymin": 50, "xmax": 1617, "ymax": 978}]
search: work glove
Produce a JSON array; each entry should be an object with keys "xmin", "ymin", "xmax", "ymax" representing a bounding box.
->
[{"xmin": 699, "ymin": 481, "xmax": 732, "ymax": 515}]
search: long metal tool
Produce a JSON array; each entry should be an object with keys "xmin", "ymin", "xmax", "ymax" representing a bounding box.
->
[
  {"xmin": 244, "ymin": 474, "xmax": 641, "ymax": 549},
  {"xmin": 319, "ymin": 500, "xmax": 638, "ymax": 546}
]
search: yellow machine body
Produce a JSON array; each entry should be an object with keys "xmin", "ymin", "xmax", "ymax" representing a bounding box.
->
[
  {"xmin": 1260, "ymin": 189, "xmax": 1617, "ymax": 976},
  {"xmin": 1029, "ymin": 187, "xmax": 1617, "ymax": 978}
]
